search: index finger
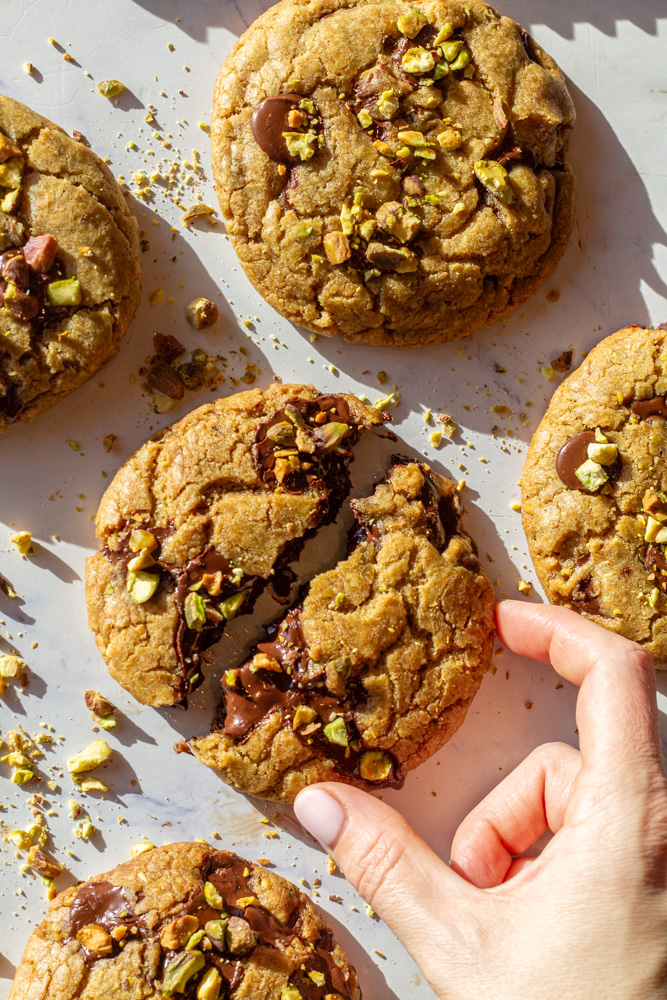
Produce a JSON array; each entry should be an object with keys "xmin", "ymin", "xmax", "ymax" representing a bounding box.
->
[{"xmin": 495, "ymin": 601, "xmax": 663, "ymax": 778}]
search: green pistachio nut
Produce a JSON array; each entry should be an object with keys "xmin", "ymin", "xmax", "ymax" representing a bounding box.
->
[
  {"xmin": 397, "ymin": 8, "xmax": 428, "ymax": 38},
  {"xmin": 162, "ymin": 951, "xmax": 206, "ymax": 996},
  {"xmin": 360, "ymin": 750, "xmax": 392, "ymax": 782},
  {"xmin": 282, "ymin": 132, "xmax": 317, "ymax": 161},
  {"xmin": 281, "ymin": 987, "xmax": 302, "ymax": 1000},
  {"xmin": 401, "ymin": 47, "xmax": 436, "ymax": 75},
  {"xmin": 127, "ymin": 569, "xmax": 159, "ymax": 604},
  {"xmin": 98, "ymin": 80, "xmax": 125, "ymax": 98},
  {"xmin": 266, "ymin": 421, "xmax": 296, "ymax": 445},
  {"xmin": 323, "ymin": 716, "xmax": 349, "ymax": 747},
  {"xmin": 377, "ymin": 89, "xmax": 399, "ymax": 120},
  {"xmin": 449, "ymin": 48, "xmax": 471, "ymax": 72},
  {"xmin": 587, "ymin": 442, "xmax": 618, "ymax": 466},
  {"xmin": 204, "ymin": 881, "xmax": 224, "ymax": 910},
  {"xmin": 184, "ymin": 591, "xmax": 208, "ymax": 630},
  {"xmin": 433, "ymin": 22, "xmax": 453, "ymax": 45},
  {"xmin": 440, "ymin": 39, "xmax": 463, "ymax": 62},
  {"xmin": 185, "ymin": 929, "xmax": 206, "ymax": 950},
  {"xmin": 292, "ymin": 705, "xmax": 318, "ymax": 730},
  {"xmin": 197, "ymin": 967, "xmax": 222, "ymax": 1000},
  {"xmin": 219, "ymin": 591, "xmax": 247, "ymax": 620},
  {"xmin": 316, "ymin": 421, "xmax": 351, "ymax": 452},
  {"xmin": 0, "ymin": 157, "xmax": 24, "ymax": 189},
  {"xmin": 0, "ymin": 187, "xmax": 20, "ymax": 212},
  {"xmin": 46, "ymin": 278, "xmax": 82, "ymax": 307},
  {"xmin": 574, "ymin": 459, "xmax": 608, "ymax": 492},
  {"xmin": 129, "ymin": 528, "xmax": 158, "ymax": 553},
  {"xmin": 473, "ymin": 160, "xmax": 515, "ymax": 205},
  {"xmin": 203, "ymin": 918, "xmax": 228, "ymax": 943},
  {"xmin": 356, "ymin": 109, "xmax": 373, "ymax": 128}
]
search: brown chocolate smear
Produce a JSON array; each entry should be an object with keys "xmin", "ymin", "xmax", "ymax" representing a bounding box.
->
[
  {"xmin": 646, "ymin": 545, "xmax": 667, "ymax": 593},
  {"xmin": 68, "ymin": 881, "xmax": 138, "ymax": 965},
  {"xmin": 572, "ymin": 577, "xmax": 603, "ymax": 616},
  {"xmin": 252, "ymin": 93, "xmax": 303, "ymax": 164},
  {"xmin": 293, "ymin": 928, "xmax": 354, "ymax": 1000},
  {"xmin": 556, "ymin": 431, "xmax": 597, "ymax": 491},
  {"xmin": 630, "ymin": 395, "xmax": 667, "ymax": 420}
]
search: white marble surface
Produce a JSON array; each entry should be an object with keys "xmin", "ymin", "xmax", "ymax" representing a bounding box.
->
[{"xmin": 0, "ymin": 2, "xmax": 666, "ymax": 998}]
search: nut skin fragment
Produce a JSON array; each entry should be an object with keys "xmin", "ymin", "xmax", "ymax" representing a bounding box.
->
[
  {"xmin": 375, "ymin": 202, "xmax": 420, "ymax": 243},
  {"xmin": 186, "ymin": 297, "xmax": 219, "ymax": 330},
  {"xmin": 323, "ymin": 232, "xmax": 351, "ymax": 266},
  {"xmin": 22, "ymin": 234, "xmax": 57, "ymax": 272},
  {"xmin": 84, "ymin": 690, "xmax": 115, "ymax": 717},
  {"xmin": 365, "ymin": 241, "xmax": 418, "ymax": 273},
  {"xmin": 224, "ymin": 916, "xmax": 256, "ymax": 956}
]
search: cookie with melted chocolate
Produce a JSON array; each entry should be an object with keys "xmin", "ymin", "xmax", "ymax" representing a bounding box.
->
[
  {"xmin": 522, "ymin": 325, "xmax": 667, "ymax": 666},
  {"xmin": 0, "ymin": 94, "xmax": 141, "ymax": 430},
  {"xmin": 211, "ymin": 0, "xmax": 575, "ymax": 348},
  {"xmin": 190, "ymin": 458, "xmax": 495, "ymax": 800},
  {"xmin": 9, "ymin": 842, "xmax": 360, "ymax": 1000},
  {"xmin": 85, "ymin": 385, "xmax": 385, "ymax": 706}
]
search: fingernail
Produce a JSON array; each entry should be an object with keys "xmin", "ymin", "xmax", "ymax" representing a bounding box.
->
[{"xmin": 294, "ymin": 788, "xmax": 346, "ymax": 848}]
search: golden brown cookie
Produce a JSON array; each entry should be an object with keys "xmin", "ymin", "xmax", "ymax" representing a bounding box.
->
[
  {"xmin": 190, "ymin": 457, "xmax": 495, "ymax": 800},
  {"xmin": 85, "ymin": 385, "xmax": 385, "ymax": 707},
  {"xmin": 211, "ymin": 0, "xmax": 575, "ymax": 347},
  {"xmin": 522, "ymin": 325, "xmax": 667, "ymax": 665},
  {"xmin": 0, "ymin": 94, "xmax": 141, "ymax": 429},
  {"xmin": 9, "ymin": 842, "xmax": 360, "ymax": 1000}
]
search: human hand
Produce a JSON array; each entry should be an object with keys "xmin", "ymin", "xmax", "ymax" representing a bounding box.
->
[{"xmin": 294, "ymin": 602, "xmax": 667, "ymax": 1000}]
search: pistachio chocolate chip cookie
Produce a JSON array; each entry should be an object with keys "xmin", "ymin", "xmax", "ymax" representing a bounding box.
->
[
  {"xmin": 0, "ymin": 94, "xmax": 141, "ymax": 429},
  {"xmin": 212, "ymin": 0, "xmax": 575, "ymax": 348},
  {"xmin": 190, "ymin": 457, "xmax": 495, "ymax": 800},
  {"xmin": 85, "ymin": 385, "xmax": 385, "ymax": 707},
  {"xmin": 522, "ymin": 325, "xmax": 667, "ymax": 665},
  {"xmin": 9, "ymin": 842, "xmax": 360, "ymax": 1000}
]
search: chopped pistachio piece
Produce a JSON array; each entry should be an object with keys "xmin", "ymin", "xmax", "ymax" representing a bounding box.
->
[
  {"xmin": 96, "ymin": 712, "xmax": 117, "ymax": 730},
  {"xmin": 281, "ymin": 988, "xmax": 302, "ymax": 1000},
  {"xmin": 358, "ymin": 218, "xmax": 377, "ymax": 242},
  {"xmin": 75, "ymin": 776, "xmax": 109, "ymax": 792},
  {"xmin": 574, "ymin": 459, "xmax": 608, "ymax": 492},
  {"xmin": 127, "ymin": 548, "xmax": 156, "ymax": 571},
  {"xmin": 650, "ymin": 587, "xmax": 660, "ymax": 608},
  {"xmin": 11, "ymin": 768, "xmax": 33, "ymax": 784},
  {"xmin": 27, "ymin": 846, "xmax": 63, "ymax": 878},
  {"xmin": 162, "ymin": 951, "xmax": 206, "ymax": 996},
  {"xmin": 433, "ymin": 22, "xmax": 454, "ymax": 44},
  {"xmin": 204, "ymin": 881, "xmax": 224, "ymax": 910},
  {"xmin": 185, "ymin": 929, "xmax": 206, "ymax": 950},
  {"xmin": 375, "ymin": 201, "xmax": 420, "ymax": 243},
  {"xmin": 84, "ymin": 690, "xmax": 115, "ymax": 716},
  {"xmin": 130, "ymin": 841, "xmax": 154, "ymax": 858},
  {"xmin": 437, "ymin": 127, "xmax": 462, "ymax": 150},
  {"xmin": 401, "ymin": 46, "xmax": 435, "ymax": 75},
  {"xmin": 377, "ymin": 89, "xmax": 399, "ymax": 119},
  {"xmin": 0, "ymin": 157, "xmax": 23, "ymax": 189},
  {"xmin": 433, "ymin": 62, "xmax": 449, "ymax": 80},
  {"xmin": 359, "ymin": 750, "xmax": 392, "ymax": 781},
  {"xmin": 46, "ymin": 278, "xmax": 82, "ymax": 307},
  {"xmin": 282, "ymin": 131, "xmax": 317, "ymax": 161},
  {"xmin": 594, "ymin": 427, "xmax": 608, "ymax": 443},
  {"xmin": 356, "ymin": 109, "xmax": 373, "ymax": 128},
  {"xmin": 449, "ymin": 49, "xmax": 471, "ymax": 72},
  {"xmin": 323, "ymin": 715, "xmax": 348, "ymax": 746},
  {"xmin": 127, "ymin": 569, "xmax": 159, "ymax": 604},
  {"xmin": 0, "ymin": 654, "xmax": 23, "ymax": 677},
  {"xmin": 98, "ymin": 79, "xmax": 125, "ymax": 97},
  {"xmin": 186, "ymin": 296, "xmax": 219, "ymax": 330},
  {"xmin": 366, "ymin": 241, "xmax": 418, "ymax": 273},
  {"xmin": 1, "ymin": 187, "xmax": 20, "ymax": 212},
  {"xmin": 219, "ymin": 591, "xmax": 246, "ymax": 620},
  {"xmin": 161, "ymin": 915, "xmax": 200, "ymax": 950},
  {"xmin": 76, "ymin": 923, "xmax": 113, "ymax": 956},
  {"xmin": 440, "ymin": 39, "xmax": 464, "ymax": 62},
  {"xmin": 66, "ymin": 739, "xmax": 111, "ymax": 774},
  {"xmin": 197, "ymin": 967, "xmax": 222, "ymax": 1000},
  {"xmin": 397, "ymin": 8, "xmax": 428, "ymax": 37},
  {"xmin": 316, "ymin": 421, "xmax": 350, "ymax": 451},
  {"xmin": 587, "ymin": 442, "xmax": 618, "ymax": 466},
  {"xmin": 8, "ymin": 829, "xmax": 32, "ymax": 849},
  {"xmin": 323, "ymin": 231, "xmax": 351, "ymax": 266},
  {"xmin": 474, "ymin": 160, "xmax": 515, "ymax": 205},
  {"xmin": 645, "ymin": 516, "xmax": 667, "ymax": 544},
  {"xmin": 293, "ymin": 705, "xmax": 318, "ymax": 730},
  {"xmin": 184, "ymin": 591, "xmax": 207, "ymax": 630},
  {"xmin": 397, "ymin": 129, "xmax": 428, "ymax": 148},
  {"xmin": 129, "ymin": 528, "xmax": 158, "ymax": 553},
  {"xmin": 204, "ymin": 919, "xmax": 228, "ymax": 943},
  {"xmin": 11, "ymin": 530, "xmax": 32, "ymax": 555}
]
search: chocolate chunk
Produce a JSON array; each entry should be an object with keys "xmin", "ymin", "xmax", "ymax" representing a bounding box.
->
[
  {"xmin": 556, "ymin": 431, "xmax": 621, "ymax": 492},
  {"xmin": 551, "ymin": 350, "xmax": 573, "ymax": 373},
  {"xmin": 572, "ymin": 577, "xmax": 603, "ymax": 615},
  {"xmin": 68, "ymin": 882, "xmax": 139, "ymax": 966},
  {"xmin": 630, "ymin": 395, "xmax": 667, "ymax": 420},
  {"xmin": 3, "ymin": 285, "xmax": 40, "ymax": 321},
  {"xmin": 658, "ymin": 323, "xmax": 667, "ymax": 332},
  {"xmin": 521, "ymin": 29, "xmax": 540, "ymax": 62},
  {"xmin": 251, "ymin": 93, "xmax": 303, "ymax": 164}
]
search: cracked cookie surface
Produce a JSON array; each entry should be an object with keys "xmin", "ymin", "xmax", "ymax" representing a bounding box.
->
[
  {"xmin": 85, "ymin": 385, "xmax": 385, "ymax": 707},
  {"xmin": 522, "ymin": 325, "xmax": 667, "ymax": 665},
  {"xmin": 212, "ymin": 0, "xmax": 575, "ymax": 348},
  {"xmin": 0, "ymin": 93, "xmax": 141, "ymax": 430},
  {"xmin": 190, "ymin": 458, "xmax": 495, "ymax": 801},
  {"xmin": 9, "ymin": 842, "xmax": 360, "ymax": 1000}
]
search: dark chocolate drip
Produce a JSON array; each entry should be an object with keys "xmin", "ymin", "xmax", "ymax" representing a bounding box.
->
[
  {"xmin": 67, "ymin": 882, "xmax": 139, "ymax": 966},
  {"xmin": 292, "ymin": 927, "xmax": 354, "ymax": 999},
  {"xmin": 646, "ymin": 545, "xmax": 667, "ymax": 593},
  {"xmin": 658, "ymin": 323, "xmax": 667, "ymax": 332},
  {"xmin": 630, "ymin": 396, "xmax": 667, "ymax": 420},
  {"xmin": 521, "ymin": 29, "xmax": 540, "ymax": 63},
  {"xmin": 387, "ymin": 454, "xmax": 461, "ymax": 552},
  {"xmin": 251, "ymin": 93, "xmax": 303, "ymax": 164},
  {"xmin": 556, "ymin": 431, "xmax": 622, "ymax": 492}
]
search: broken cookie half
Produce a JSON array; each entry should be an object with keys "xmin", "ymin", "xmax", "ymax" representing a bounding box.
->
[
  {"xmin": 189, "ymin": 457, "xmax": 495, "ymax": 800},
  {"xmin": 85, "ymin": 385, "xmax": 386, "ymax": 707}
]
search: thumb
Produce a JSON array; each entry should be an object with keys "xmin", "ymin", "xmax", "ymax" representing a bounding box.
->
[{"xmin": 294, "ymin": 783, "xmax": 477, "ymax": 984}]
